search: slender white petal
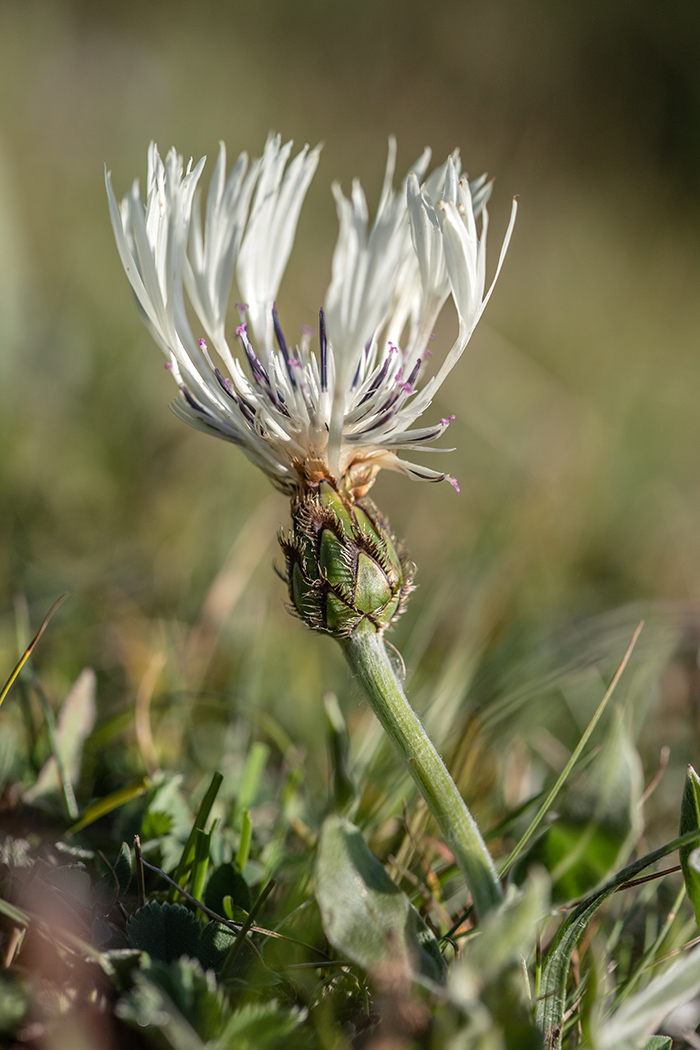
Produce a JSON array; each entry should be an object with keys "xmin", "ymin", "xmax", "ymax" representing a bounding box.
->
[
  {"xmin": 237, "ymin": 134, "xmax": 321, "ymax": 355},
  {"xmin": 108, "ymin": 135, "xmax": 515, "ymax": 497}
]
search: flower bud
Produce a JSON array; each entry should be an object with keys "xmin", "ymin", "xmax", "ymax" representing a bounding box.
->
[{"xmin": 280, "ymin": 481, "xmax": 413, "ymax": 637}]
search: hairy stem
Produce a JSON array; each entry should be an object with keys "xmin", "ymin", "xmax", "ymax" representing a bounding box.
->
[{"xmin": 340, "ymin": 625, "xmax": 503, "ymax": 918}]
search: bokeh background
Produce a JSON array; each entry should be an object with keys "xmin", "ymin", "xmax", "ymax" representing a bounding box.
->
[{"xmin": 2, "ymin": 0, "xmax": 700, "ymax": 825}]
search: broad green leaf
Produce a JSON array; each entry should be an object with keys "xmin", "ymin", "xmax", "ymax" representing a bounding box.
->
[
  {"xmin": 679, "ymin": 764, "xmax": 700, "ymax": 926},
  {"xmin": 315, "ymin": 815, "xmax": 446, "ymax": 983},
  {"xmin": 641, "ymin": 1039, "xmax": 672, "ymax": 1050}
]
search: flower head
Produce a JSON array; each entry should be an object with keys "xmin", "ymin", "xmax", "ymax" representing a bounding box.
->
[{"xmin": 107, "ymin": 134, "xmax": 516, "ymax": 499}]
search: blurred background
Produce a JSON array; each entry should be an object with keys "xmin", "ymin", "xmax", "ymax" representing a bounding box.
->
[{"xmin": 1, "ymin": 0, "xmax": 700, "ymax": 829}]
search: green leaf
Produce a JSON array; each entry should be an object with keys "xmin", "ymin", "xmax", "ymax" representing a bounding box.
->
[
  {"xmin": 679, "ymin": 764, "xmax": 700, "ymax": 926},
  {"xmin": 170, "ymin": 772, "xmax": 224, "ymax": 897},
  {"xmin": 536, "ymin": 830, "xmax": 700, "ymax": 1050},
  {"xmin": 127, "ymin": 901, "xmax": 208, "ymax": 964},
  {"xmin": 204, "ymin": 863, "xmax": 252, "ymax": 916},
  {"xmin": 641, "ymin": 1039, "xmax": 672, "ymax": 1050},
  {"xmin": 117, "ymin": 957, "xmax": 230, "ymax": 1044},
  {"xmin": 127, "ymin": 900, "xmax": 243, "ymax": 975},
  {"xmin": 315, "ymin": 815, "xmax": 446, "ymax": 983},
  {"xmin": 467, "ymin": 873, "xmax": 550, "ymax": 982},
  {"xmin": 216, "ymin": 1001, "xmax": 308, "ymax": 1050},
  {"xmin": 142, "ymin": 775, "xmax": 193, "ymax": 871},
  {"xmin": 112, "ymin": 841, "xmax": 134, "ymax": 897},
  {"xmin": 96, "ymin": 842, "xmax": 133, "ymax": 909},
  {"xmin": 596, "ymin": 943, "xmax": 700, "ymax": 1049}
]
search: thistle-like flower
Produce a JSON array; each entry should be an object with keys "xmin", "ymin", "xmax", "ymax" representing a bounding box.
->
[
  {"xmin": 107, "ymin": 134, "xmax": 512, "ymax": 910},
  {"xmin": 106, "ymin": 133, "xmax": 516, "ymax": 503}
]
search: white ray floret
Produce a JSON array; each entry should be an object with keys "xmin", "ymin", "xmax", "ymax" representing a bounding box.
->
[{"xmin": 107, "ymin": 133, "xmax": 516, "ymax": 497}]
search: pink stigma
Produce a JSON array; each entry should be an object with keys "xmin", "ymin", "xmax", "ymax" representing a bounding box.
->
[
  {"xmin": 401, "ymin": 382, "xmax": 414, "ymax": 393},
  {"xmin": 440, "ymin": 415, "xmax": 456, "ymax": 427},
  {"xmin": 234, "ymin": 302, "xmax": 248, "ymax": 312},
  {"xmin": 198, "ymin": 338, "xmax": 207, "ymax": 349},
  {"xmin": 301, "ymin": 324, "xmax": 315, "ymax": 338},
  {"xmin": 429, "ymin": 333, "xmax": 436, "ymax": 342},
  {"xmin": 164, "ymin": 362, "xmax": 173, "ymax": 370},
  {"xmin": 235, "ymin": 322, "xmax": 247, "ymax": 337},
  {"xmin": 447, "ymin": 475, "xmax": 461, "ymax": 494}
]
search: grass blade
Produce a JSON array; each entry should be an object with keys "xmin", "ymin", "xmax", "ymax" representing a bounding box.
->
[
  {"xmin": 0, "ymin": 594, "xmax": 68, "ymax": 710},
  {"xmin": 169, "ymin": 771, "xmax": 223, "ymax": 899},
  {"xmin": 501, "ymin": 621, "xmax": 644, "ymax": 878}
]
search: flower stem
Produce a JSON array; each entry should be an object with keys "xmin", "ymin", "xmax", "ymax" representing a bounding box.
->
[{"xmin": 340, "ymin": 625, "xmax": 503, "ymax": 918}]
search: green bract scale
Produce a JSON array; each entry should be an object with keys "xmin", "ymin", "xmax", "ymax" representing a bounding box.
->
[{"xmin": 280, "ymin": 481, "xmax": 414, "ymax": 637}]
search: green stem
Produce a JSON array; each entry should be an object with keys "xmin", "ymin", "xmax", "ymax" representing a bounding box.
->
[{"xmin": 340, "ymin": 626, "xmax": 503, "ymax": 918}]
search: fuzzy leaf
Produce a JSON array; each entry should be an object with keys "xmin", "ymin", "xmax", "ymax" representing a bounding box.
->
[
  {"xmin": 596, "ymin": 943, "xmax": 700, "ymax": 1050},
  {"xmin": 315, "ymin": 815, "xmax": 446, "ymax": 983},
  {"xmin": 117, "ymin": 957, "xmax": 229, "ymax": 1043},
  {"xmin": 217, "ymin": 1001, "xmax": 308, "ymax": 1049}
]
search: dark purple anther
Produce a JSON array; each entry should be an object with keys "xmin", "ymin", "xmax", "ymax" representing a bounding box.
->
[
  {"xmin": 358, "ymin": 405, "xmax": 399, "ymax": 433},
  {"xmin": 180, "ymin": 383, "xmax": 209, "ymax": 415},
  {"xmin": 214, "ymin": 368, "xmax": 236, "ymax": 399},
  {"xmin": 406, "ymin": 358, "xmax": 422, "ymax": 388},
  {"xmin": 240, "ymin": 330, "xmax": 271, "ymax": 391},
  {"xmin": 319, "ymin": 308, "xmax": 328, "ymax": 391},
  {"xmin": 357, "ymin": 352, "xmax": 392, "ymax": 407},
  {"xmin": 351, "ymin": 337, "xmax": 373, "ymax": 389},
  {"xmin": 272, "ymin": 302, "xmax": 296, "ymax": 387}
]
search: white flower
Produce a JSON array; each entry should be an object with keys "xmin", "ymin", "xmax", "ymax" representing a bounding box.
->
[{"xmin": 106, "ymin": 133, "xmax": 516, "ymax": 498}]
